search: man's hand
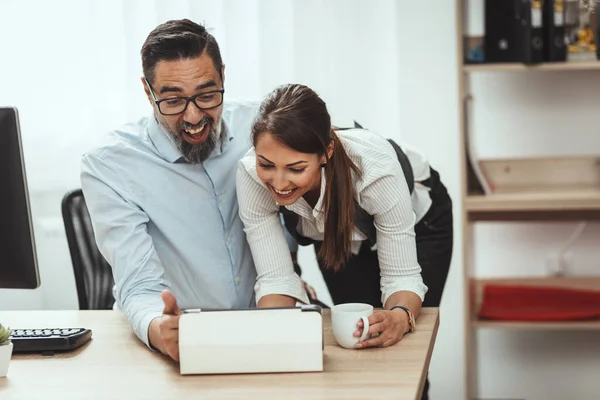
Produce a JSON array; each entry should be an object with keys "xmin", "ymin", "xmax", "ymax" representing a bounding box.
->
[
  {"xmin": 148, "ymin": 290, "xmax": 182, "ymax": 361},
  {"xmin": 353, "ymin": 309, "xmax": 410, "ymax": 349}
]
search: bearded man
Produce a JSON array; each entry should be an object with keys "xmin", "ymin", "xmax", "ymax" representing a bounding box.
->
[{"xmin": 81, "ymin": 19, "xmax": 264, "ymax": 361}]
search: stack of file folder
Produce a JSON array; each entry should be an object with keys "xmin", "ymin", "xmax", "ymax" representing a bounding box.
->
[{"xmin": 484, "ymin": 0, "xmax": 567, "ymax": 64}]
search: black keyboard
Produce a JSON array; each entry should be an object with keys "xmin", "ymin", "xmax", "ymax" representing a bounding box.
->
[{"xmin": 9, "ymin": 328, "xmax": 92, "ymax": 355}]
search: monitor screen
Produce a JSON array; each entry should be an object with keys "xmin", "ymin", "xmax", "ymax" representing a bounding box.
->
[{"xmin": 0, "ymin": 107, "xmax": 40, "ymax": 289}]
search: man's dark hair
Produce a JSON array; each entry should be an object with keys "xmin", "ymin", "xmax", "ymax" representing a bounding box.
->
[{"xmin": 141, "ymin": 19, "xmax": 223, "ymax": 85}]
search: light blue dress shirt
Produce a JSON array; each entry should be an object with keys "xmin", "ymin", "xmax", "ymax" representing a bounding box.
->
[{"xmin": 80, "ymin": 101, "xmax": 264, "ymax": 347}]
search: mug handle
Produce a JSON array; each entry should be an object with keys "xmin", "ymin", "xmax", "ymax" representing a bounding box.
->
[{"xmin": 358, "ymin": 316, "xmax": 370, "ymax": 342}]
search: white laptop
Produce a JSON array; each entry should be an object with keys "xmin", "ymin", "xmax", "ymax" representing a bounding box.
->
[{"xmin": 178, "ymin": 305, "xmax": 323, "ymax": 375}]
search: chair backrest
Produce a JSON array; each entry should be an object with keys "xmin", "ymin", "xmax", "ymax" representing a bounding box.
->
[{"xmin": 61, "ymin": 189, "xmax": 115, "ymax": 310}]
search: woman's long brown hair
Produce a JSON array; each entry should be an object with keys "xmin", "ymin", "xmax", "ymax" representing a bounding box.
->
[{"xmin": 251, "ymin": 84, "xmax": 361, "ymax": 270}]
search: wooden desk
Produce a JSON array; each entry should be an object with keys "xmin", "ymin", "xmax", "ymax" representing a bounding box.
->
[{"xmin": 0, "ymin": 308, "xmax": 439, "ymax": 400}]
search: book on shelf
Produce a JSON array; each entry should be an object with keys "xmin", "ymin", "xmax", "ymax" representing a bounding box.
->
[{"xmin": 478, "ymin": 283, "xmax": 600, "ymax": 321}]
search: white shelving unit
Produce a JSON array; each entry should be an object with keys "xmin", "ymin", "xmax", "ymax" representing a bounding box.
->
[{"xmin": 455, "ymin": 1, "xmax": 600, "ymax": 398}]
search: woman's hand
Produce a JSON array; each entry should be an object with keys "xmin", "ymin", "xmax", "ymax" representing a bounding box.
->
[{"xmin": 353, "ymin": 309, "xmax": 409, "ymax": 349}]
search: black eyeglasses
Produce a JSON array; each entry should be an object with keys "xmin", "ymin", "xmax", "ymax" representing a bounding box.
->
[{"xmin": 144, "ymin": 78, "xmax": 225, "ymax": 116}]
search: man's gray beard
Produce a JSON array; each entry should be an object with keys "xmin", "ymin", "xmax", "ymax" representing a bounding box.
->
[
  {"xmin": 175, "ymin": 121, "xmax": 221, "ymax": 164},
  {"xmin": 159, "ymin": 115, "xmax": 222, "ymax": 164}
]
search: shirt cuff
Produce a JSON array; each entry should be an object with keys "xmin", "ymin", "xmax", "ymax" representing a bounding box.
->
[
  {"xmin": 381, "ymin": 279, "xmax": 428, "ymax": 306},
  {"xmin": 255, "ymin": 276, "xmax": 310, "ymax": 305},
  {"xmin": 139, "ymin": 311, "xmax": 164, "ymax": 350}
]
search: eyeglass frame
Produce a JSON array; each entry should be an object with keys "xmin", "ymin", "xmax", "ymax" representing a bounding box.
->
[{"xmin": 144, "ymin": 77, "xmax": 225, "ymax": 116}]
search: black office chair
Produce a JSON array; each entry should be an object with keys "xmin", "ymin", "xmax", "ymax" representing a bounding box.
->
[{"xmin": 61, "ymin": 189, "xmax": 115, "ymax": 310}]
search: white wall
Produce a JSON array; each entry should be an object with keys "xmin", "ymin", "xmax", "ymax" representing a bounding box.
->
[
  {"xmin": 1, "ymin": 1, "xmax": 599, "ymax": 399},
  {"xmin": 391, "ymin": 3, "xmax": 465, "ymax": 400}
]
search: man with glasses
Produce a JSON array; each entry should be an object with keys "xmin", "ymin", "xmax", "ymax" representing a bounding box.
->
[{"xmin": 80, "ymin": 19, "xmax": 269, "ymax": 361}]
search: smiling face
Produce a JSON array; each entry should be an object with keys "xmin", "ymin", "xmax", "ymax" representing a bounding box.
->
[
  {"xmin": 143, "ymin": 52, "xmax": 225, "ymax": 163},
  {"xmin": 255, "ymin": 132, "xmax": 327, "ymax": 206}
]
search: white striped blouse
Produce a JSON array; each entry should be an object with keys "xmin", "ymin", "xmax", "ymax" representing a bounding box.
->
[{"xmin": 236, "ymin": 128, "xmax": 429, "ymax": 306}]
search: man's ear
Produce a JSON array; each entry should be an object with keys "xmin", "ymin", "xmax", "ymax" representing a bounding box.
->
[{"xmin": 220, "ymin": 64, "xmax": 226, "ymax": 86}]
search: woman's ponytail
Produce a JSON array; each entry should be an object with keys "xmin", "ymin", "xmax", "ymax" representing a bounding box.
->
[{"xmin": 318, "ymin": 129, "xmax": 361, "ymax": 271}]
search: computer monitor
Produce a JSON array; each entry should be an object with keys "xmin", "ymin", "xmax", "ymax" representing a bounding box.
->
[{"xmin": 0, "ymin": 107, "xmax": 40, "ymax": 289}]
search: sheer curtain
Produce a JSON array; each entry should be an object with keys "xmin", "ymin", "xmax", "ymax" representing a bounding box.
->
[
  {"xmin": 0, "ymin": 0, "xmax": 409, "ymax": 323},
  {"xmin": 0, "ymin": 0, "xmax": 403, "ymax": 192}
]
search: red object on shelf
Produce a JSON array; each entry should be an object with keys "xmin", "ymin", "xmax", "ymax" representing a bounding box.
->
[{"xmin": 477, "ymin": 284, "xmax": 600, "ymax": 321}]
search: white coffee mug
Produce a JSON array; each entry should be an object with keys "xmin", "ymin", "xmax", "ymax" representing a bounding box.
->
[{"xmin": 331, "ymin": 303, "xmax": 373, "ymax": 349}]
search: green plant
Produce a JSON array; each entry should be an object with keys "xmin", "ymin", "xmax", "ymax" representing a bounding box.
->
[{"xmin": 0, "ymin": 324, "xmax": 11, "ymax": 346}]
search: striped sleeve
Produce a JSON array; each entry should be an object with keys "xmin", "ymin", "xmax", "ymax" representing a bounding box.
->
[
  {"xmin": 359, "ymin": 157, "xmax": 428, "ymax": 305},
  {"xmin": 235, "ymin": 161, "xmax": 309, "ymax": 305}
]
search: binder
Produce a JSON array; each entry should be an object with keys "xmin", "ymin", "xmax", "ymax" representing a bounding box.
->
[
  {"xmin": 543, "ymin": 0, "xmax": 567, "ymax": 61},
  {"xmin": 484, "ymin": 0, "xmax": 545, "ymax": 64}
]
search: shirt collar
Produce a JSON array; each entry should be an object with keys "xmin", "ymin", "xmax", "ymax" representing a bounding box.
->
[
  {"xmin": 147, "ymin": 116, "xmax": 184, "ymax": 163},
  {"xmin": 146, "ymin": 115, "xmax": 233, "ymax": 164},
  {"xmin": 216, "ymin": 120, "xmax": 234, "ymax": 155},
  {"xmin": 312, "ymin": 167, "xmax": 327, "ymax": 217},
  {"xmin": 283, "ymin": 167, "xmax": 327, "ymax": 219}
]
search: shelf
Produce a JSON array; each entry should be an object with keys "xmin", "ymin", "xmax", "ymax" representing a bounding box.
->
[
  {"xmin": 473, "ymin": 320, "xmax": 600, "ymax": 330},
  {"xmin": 463, "ymin": 60, "xmax": 600, "ymax": 73},
  {"xmin": 465, "ymin": 190, "xmax": 600, "ymax": 221},
  {"xmin": 471, "ymin": 277, "xmax": 600, "ymax": 331}
]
